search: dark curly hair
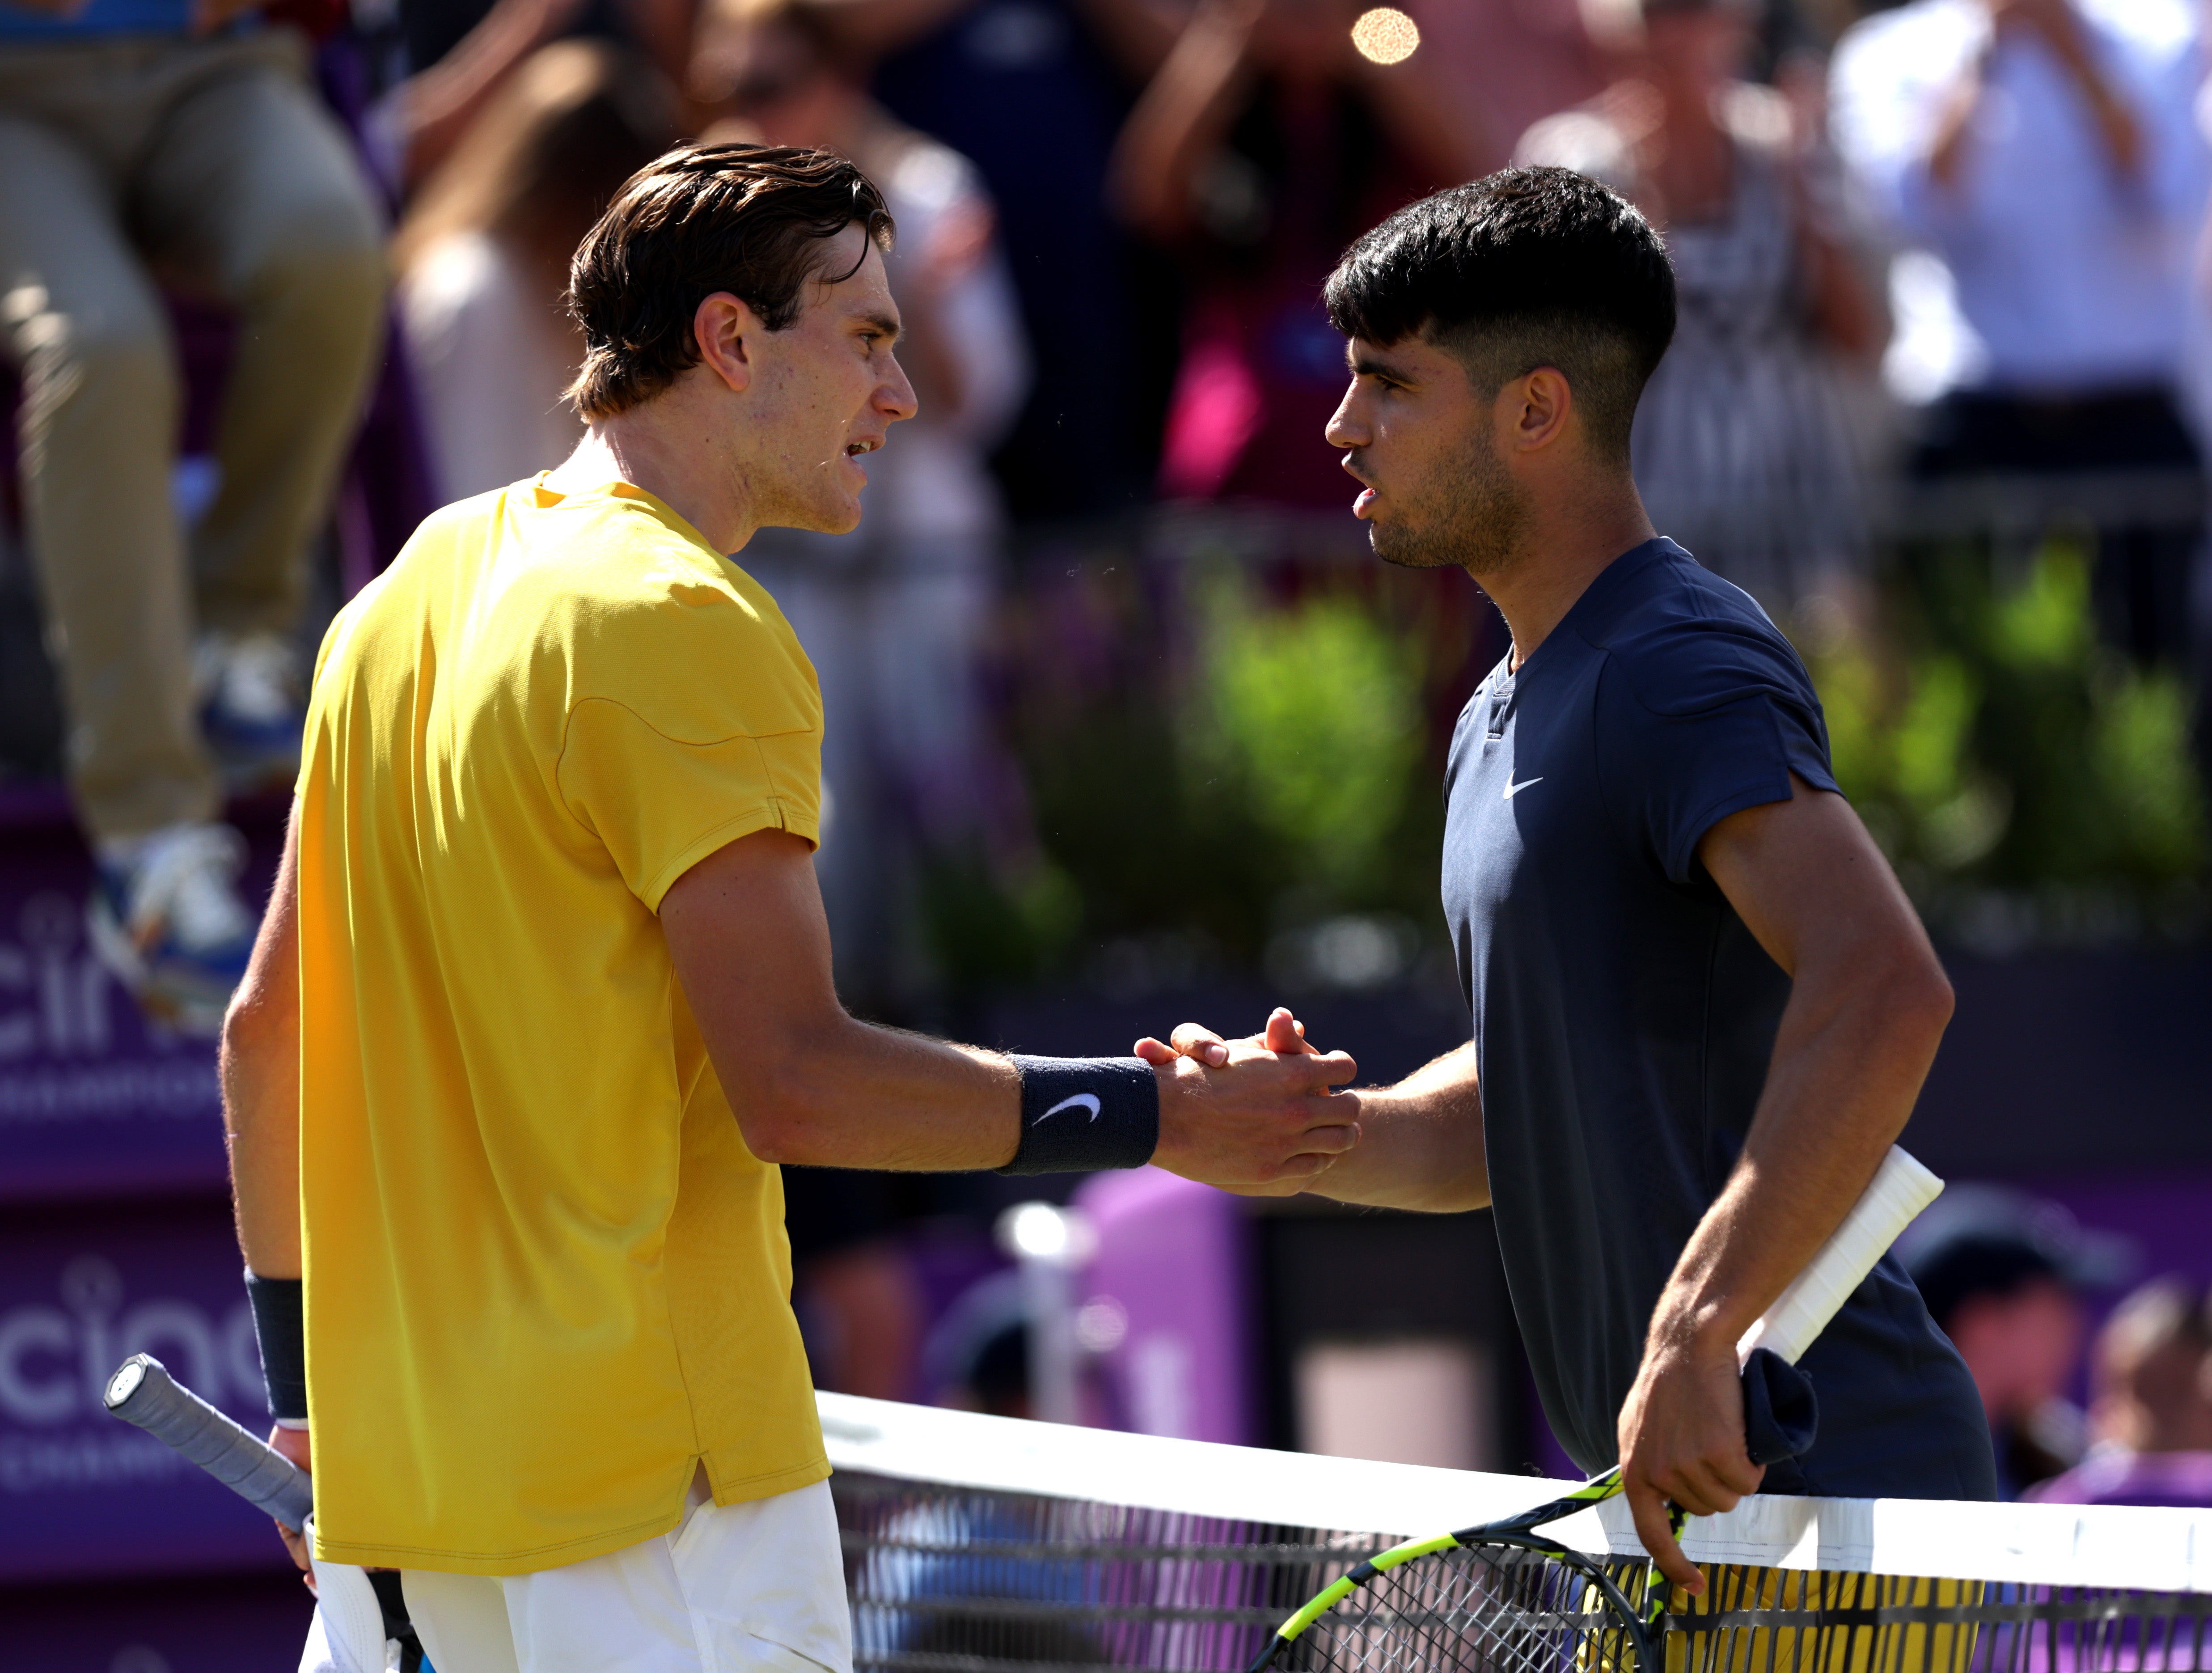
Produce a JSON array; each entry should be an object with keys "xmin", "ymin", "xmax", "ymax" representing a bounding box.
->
[
  {"xmin": 1324, "ymin": 167, "xmax": 1675, "ymax": 462},
  {"xmin": 565, "ymin": 142, "xmax": 895, "ymax": 421}
]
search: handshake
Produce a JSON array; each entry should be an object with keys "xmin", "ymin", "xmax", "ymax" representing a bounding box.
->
[{"xmin": 1129, "ymin": 1007, "xmax": 1361, "ymax": 1196}]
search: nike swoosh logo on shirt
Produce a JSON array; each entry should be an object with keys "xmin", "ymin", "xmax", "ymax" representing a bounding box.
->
[
  {"xmin": 1503, "ymin": 775, "xmax": 1544, "ymax": 800},
  {"xmin": 1036, "ymin": 1093, "xmax": 1102, "ymax": 1125}
]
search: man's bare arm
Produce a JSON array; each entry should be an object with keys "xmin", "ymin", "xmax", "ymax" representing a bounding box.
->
[
  {"xmin": 1929, "ymin": 0, "xmax": 2142, "ymax": 190},
  {"xmin": 660, "ymin": 830, "xmax": 1362, "ymax": 1189},
  {"xmin": 1616, "ymin": 773, "xmax": 1953, "ymax": 1592},
  {"xmin": 1308, "ymin": 1041, "xmax": 1487, "ymax": 1211},
  {"xmin": 222, "ymin": 799, "xmax": 304, "ymax": 1280},
  {"xmin": 219, "ymin": 799, "xmax": 313, "ymax": 1574},
  {"xmin": 1140, "ymin": 1014, "xmax": 1487, "ymax": 1212}
]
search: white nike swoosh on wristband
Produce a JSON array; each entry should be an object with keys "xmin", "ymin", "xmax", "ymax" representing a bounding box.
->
[{"xmin": 1037, "ymin": 1093, "xmax": 1103, "ymax": 1125}]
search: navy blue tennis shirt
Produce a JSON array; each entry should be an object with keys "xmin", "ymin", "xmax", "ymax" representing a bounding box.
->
[{"xmin": 1442, "ymin": 537, "xmax": 1995, "ymax": 1499}]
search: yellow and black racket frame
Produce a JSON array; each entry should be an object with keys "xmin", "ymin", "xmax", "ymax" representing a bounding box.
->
[{"xmin": 1245, "ymin": 1470, "xmax": 1661, "ymax": 1673}]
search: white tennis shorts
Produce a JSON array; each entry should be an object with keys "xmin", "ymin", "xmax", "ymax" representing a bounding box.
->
[{"xmin": 398, "ymin": 1473, "xmax": 851, "ymax": 1673}]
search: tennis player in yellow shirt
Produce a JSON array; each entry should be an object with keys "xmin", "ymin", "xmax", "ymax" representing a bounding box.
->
[{"xmin": 216, "ymin": 144, "xmax": 1361, "ymax": 1673}]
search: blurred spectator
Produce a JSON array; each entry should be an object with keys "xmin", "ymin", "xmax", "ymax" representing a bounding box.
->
[
  {"xmin": 1517, "ymin": 0, "xmax": 1886, "ymax": 628},
  {"xmin": 784, "ymin": 1166, "xmax": 927, "ymax": 1401},
  {"xmin": 795, "ymin": 0, "xmax": 1177, "ymax": 518},
  {"xmin": 1830, "ymin": 0, "xmax": 2208, "ymax": 668},
  {"xmin": 1112, "ymin": 0, "xmax": 1473, "ymax": 511},
  {"xmin": 2028, "ymin": 1277, "xmax": 2212, "ymax": 1507},
  {"xmin": 1412, "ymin": 0, "xmax": 1606, "ymax": 177},
  {"xmin": 925, "ymin": 1268, "xmax": 1032, "ymax": 1417},
  {"xmin": 378, "ymin": 0, "xmax": 694, "ymax": 190},
  {"xmin": 1901, "ymin": 1186, "xmax": 2135, "ymax": 1497},
  {"xmin": 395, "ymin": 39, "xmax": 680, "ymax": 502},
  {"xmin": 691, "ymin": 0, "xmax": 1030, "ymax": 1008},
  {"xmin": 0, "ymin": 0, "xmax": 386, "ymax": 1028}
]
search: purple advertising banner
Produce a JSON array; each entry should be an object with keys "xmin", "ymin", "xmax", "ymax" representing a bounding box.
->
[
  {"xmin": 0, "ymin": 1194, "xmax": 295, "ymax": 1583},
  {"xmin": 0, "ymin": 815, "xmax": 278, "ymax": 1204},
  {"xmin": 0, "ymin": 1573, "xmax": 315, "ymax": 1673},
  {"xmin": 1076, "ymin": 1168, "xmax": 1254, "ymax": 1445}
]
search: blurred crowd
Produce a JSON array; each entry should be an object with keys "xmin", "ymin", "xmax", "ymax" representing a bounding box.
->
[
  {"xmin": 5, "ymin": 0, "xmax": 2212, "ymax": 1021},
  {"xmin": 1896, "ymin": 1186, "xmax": 2212, "ymax": 1506},
  {"xmin": 7, "ymin": 0, "xmax": 2212, "ymax": 1462}
]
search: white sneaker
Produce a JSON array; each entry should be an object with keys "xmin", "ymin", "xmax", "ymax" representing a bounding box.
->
[
  {"xmin": 196, "ymin": 631, "xmax": 304, "ymax": 786},
  {"xmin": 88, "ymin": 822, "xmax": 258, "ymax": 1034}
]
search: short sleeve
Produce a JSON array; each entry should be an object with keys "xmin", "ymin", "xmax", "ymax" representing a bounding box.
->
[
  {"xmin": 554, "ymin": 591, "xmax": 824, "ymax": 912},
  {"xmin": 296, "ymin": 586, "xmax": 378, "ymax": 800},
  {"xmin": 1594, "ymin": 629, "xmax": 1838, "ymax": 886}
]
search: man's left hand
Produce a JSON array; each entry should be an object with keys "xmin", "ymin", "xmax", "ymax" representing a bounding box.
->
[
  {"xmin": 1134, "ymin": 1005, "xmax": 1312, "ymax": 1069},
  {"xmin": 1616, "ymin": 1341, "xmax": 1761, "ymax": 1596}
]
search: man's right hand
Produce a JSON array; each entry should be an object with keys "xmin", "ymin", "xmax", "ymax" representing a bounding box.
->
[
  {"xmin": 1146, "ymin": 1020, "xmax": 1357, "ymax": 1194},
  {"xmin": 267, "ymin": 1423, "xmax": 317, "ymax": 1590}
]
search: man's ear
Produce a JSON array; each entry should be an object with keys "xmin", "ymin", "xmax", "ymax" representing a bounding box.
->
[
  {"xmin": 1504, "ymin": 366, "xmax": 1574, "ymax": 455},
  {"xmin": 694, "ymin": 292, "xmax": 758, "ymax": 396}
]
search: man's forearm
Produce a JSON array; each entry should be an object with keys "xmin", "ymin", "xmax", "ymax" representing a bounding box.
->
[
  {"xmin": 733, "ymin": 1017, "xmax": 1023, "ymax": 1171},
  {"xmin": 1306, "ymin": 1041, "xmax": 1488, "ymax": 1212},
  {"xmin": 668, "ymin": 831, "xmax": 1358, "ymax": 1189},
  {"xmin": 1108, "ymin": 3, "xmax": 1255, "ymax": 237},
  {"xmin": 221, "ymin": 805, "xmax": 305, "ymax": 1279},
  {"xmin": 1645, "ymin": 956, "xmax": 1950, "ymax": 1360},
  {"xmin": 1927, "ymin": 52, "xmax": 1993, "ymax": 191}
]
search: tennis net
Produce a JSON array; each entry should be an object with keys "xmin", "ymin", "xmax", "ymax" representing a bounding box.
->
[{"xmin": 818, "ymin": 1393, "xmax": 2212, "ymax": 1673}]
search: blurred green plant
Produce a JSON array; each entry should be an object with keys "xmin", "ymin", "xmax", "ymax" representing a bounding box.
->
[
  {"xmin": 1184, "ymin": 573, "xmax": 1428, "ymax": 904},
  {"xmin": 929, "ymin": 556, "xmax": 1451, "ymax": 991},
  {"xmin": 1808, "ymin": 534, "xmax": 2208, "ymax": 921},
  {"xmin": 917, "ymin": 849, "xmax": 1084, "ymax": 998}
]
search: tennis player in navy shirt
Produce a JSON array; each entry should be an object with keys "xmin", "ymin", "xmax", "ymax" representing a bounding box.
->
[{"xmin": 1144, "ymin": 168, "xmax": 1996, "ymax": 1586}]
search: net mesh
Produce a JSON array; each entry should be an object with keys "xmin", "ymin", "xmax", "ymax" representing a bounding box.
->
[{"xmin": 833, "ymin": 1472, "xmax": 2212, "ymax": 1673}]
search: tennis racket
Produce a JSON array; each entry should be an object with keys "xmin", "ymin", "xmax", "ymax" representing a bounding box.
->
[
  {"xmin": 105, "ymin": 1354, "xmax": 427, "ymax": 1673},
  {"xmin": 103, "ymin": 1351, "xmax": 314, "ymax": 1530},
  {"xmin": 1246, "ymin": 1145, "xmax": 1946, "ymax": 1673}
]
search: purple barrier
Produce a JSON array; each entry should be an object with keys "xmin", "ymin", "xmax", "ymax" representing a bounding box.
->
[
  {"xmin": 0, "ymin": 811, "xmax": 279, "ymax": 1204},
  {"xmin": 0, "ymin": 1195, "xmax": 293, "ymax": 1583}
]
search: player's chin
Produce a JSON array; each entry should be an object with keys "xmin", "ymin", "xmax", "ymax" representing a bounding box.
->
[
  {"xmin": 795, "ymin": 492, "xmax": 864, "ymax": 536},
  {"xmin": 1368, "ymin": 521, "xmax": 1425, "ymax": 569}
]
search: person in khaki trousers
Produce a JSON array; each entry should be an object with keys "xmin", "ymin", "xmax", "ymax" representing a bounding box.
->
[{"xmin": 0, "ymin": 0, "xmax": 386, "ymax": 1031}]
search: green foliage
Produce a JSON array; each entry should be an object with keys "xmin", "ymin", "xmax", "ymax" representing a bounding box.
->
[
  {"xmin": 918, "ymin": 851, "xmax": 1083, "ymax": 995},
  {"xmin": 1185, "ymin": 576, "xmax": 1427, "ymax": 903},
  {"xmin": 2092, "ymin": 666, "xmax": 2208, "ymax": 881},
  {"xmin": 1809, "ymin": 535, "xmax": 2208, "ymax": 923},
  {"xmin": 939, "ymin": 559, "xmax": 1450, "ymax": 990}
]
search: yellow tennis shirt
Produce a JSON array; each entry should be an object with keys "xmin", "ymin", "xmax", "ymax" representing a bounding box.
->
[{"xmin": 296, "ymin": 476, "xmax": 829, "ymax": 1575}]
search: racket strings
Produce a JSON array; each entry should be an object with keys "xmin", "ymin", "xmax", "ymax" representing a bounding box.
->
[{"xmin": 1289, "ymin": 1545, "xmax": 1643, "ymax": 1673}]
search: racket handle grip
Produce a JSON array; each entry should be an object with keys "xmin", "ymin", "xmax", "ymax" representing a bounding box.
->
[
  {"xmin": 1737, "ymin": 1145, "xmax": 1944, "ymax": 1368},
  {"xmin": 103, "ymin": 1353, "xmax": 314, "ymax": 1531}
]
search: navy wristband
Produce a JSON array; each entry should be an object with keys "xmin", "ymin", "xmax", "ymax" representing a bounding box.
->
[
  {"xmin": 244, "ymin": 1270, "xmax": 307, "ymax": 1423},
  {"xmin": 998, "ymin": 1056, "xmax": 1159, "ymax": 1175}
]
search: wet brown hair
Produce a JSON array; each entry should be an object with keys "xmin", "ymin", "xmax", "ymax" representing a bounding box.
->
[{"xmin": 564, "ymin": 142, "xmax": 894, "ymax": 421}]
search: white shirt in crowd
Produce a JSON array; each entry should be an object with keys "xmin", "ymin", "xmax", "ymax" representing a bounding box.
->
[
  {"xmin": 1831, "ymin": 0, "xmax": 2207, "ymax": 399},
  {"xmin": 862, "ymin": 132, "xmax": 1029, "ymax": 543},
  {"xmin": 398, "ymin": 230, "xmax": 584, "ymax": 504}
]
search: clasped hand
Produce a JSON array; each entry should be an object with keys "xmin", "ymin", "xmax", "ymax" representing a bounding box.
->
[{"xmin": 1134, "ymin": 1008, "xmax": 1358, "ymax": 1195}]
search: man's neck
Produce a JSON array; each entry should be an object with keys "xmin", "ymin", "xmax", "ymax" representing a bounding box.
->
[
  {"xmin": 1479, "ymin": 482, "xmax": 1655, "ymax": 671},
  {"xmin": 545, "ymin": 398, "xmax": 752, "ymax": 554}
]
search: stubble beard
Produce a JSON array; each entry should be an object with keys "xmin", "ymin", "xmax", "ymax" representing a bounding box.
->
[{"xmin": 1368, "ymin": 426, "xmax": 1531, "ymax": 582}]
